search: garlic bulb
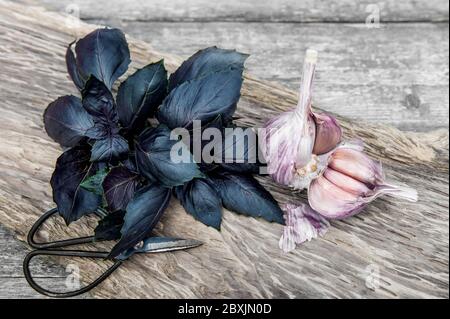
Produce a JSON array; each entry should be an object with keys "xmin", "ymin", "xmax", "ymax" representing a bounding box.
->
[
  {"xmin": 308, "ymin": 143, "xmax": 418, "ymax": 219},
  {"xmin": 259, "ymin": 49, "xmax": 342, "ymax": 190},
  {"xmin": 261, "ymin": 50, "xmax": 418, "ymax": 252}
]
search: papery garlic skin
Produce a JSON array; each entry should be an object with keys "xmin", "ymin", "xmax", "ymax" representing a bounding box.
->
[
  {"xmin": 294, "ymin": 48, "xmax": 318, "ymax": 169},
  {"xmin": 279, "ymin": 203, "xmax": 329, "ymax": 253},
  {"xmin": 259, "ymin": 49, "xmax": 342, "ymax": 190},
  {"xmin": 308, "ymin": 145, "xmax": 418, "ymax": 219},
  {"xmin": 260, "ymin": 110, "xmax": 316, "ymax": 186}
]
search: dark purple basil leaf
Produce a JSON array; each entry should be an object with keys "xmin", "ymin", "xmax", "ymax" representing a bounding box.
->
[
  {"xmin": 103, "ymin": 166, "xmax": 139, "ymax": 212},
  {"xmin": 81, "ymin": 76, "xmax": 118, "ymax": 122},
  {"xmin": 209, "ymin": 171, "xmax": 284, "ymax": 224},
  {"xmin": 203, "ymin": 126, "xmax": 260, "ymax": 174},
  {"xmin": 84, "ymin": 123, "xmax": 110, "ymax": 139},
  {"xmin": 219, "ymin": 163, "xmax": 259, "ymax": 174},
  {"xmin": 197, "ymin": 163, "xmax": 219, "ymax": 173},
  {"xmin": 157, "ymin": 69, "xmax": 243, "ymax": 129},
  {"xmin": 44, "ymin": 95, "xmax": 95, "ymax": 148},
  {"xmin": 175, "ymin": 178, "xmax": 222, "ymax": 229},
  {"xmin": 94, "ymin": 210, "xmax": 126, "ymax": 241},
  {"xmin": 122, "ymin": 155, "xmax": 138, "ymax": 172},
  {"xmin": 109, "ymin": 184, "xmax": 171, "ymax": 258},
  {"xmin": 74, "ymin": 28, "xmax": 130, "ymax": 90},
  {"xmin": 81, "ymin": 76, "xmax": 126, "ymax": 163},
  {"xmin": 50, "ymin": 145, "xmax": 102, "ymax": 224},
  {"xmin": 90, "ymin": 134, "xmax": 129, "ymax": 162},
  {"xmin": 65, "ymin": 41, "xmax": 86, "ymax": 91},
  {"xmin": 117, "ymin": 60, "xmax": 168, "ymax": 132},
  {"xmin": 184, "ymin": 115, "xmax": 224, "ymax": 172},
  {"xmin": 135, "ymin": 125, "xmax": 204, "ymax": 187},
  {"xmin": 183, "ymin": 114, "xmax": 225, "ymax": 160},
  {"xmin": 85, "ymin": 120, "xmax": 121, "ymax": 141},
  {"xmin": 169, "ymin": 47, "xmax": 248, "ymax": 91}
]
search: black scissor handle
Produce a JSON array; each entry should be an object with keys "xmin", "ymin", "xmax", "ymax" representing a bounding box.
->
[
  {"xmin": 24, "ymin": 207, "xmax": 202, "ymax": 298},
  {"xmin": 23, "ymin": 248, "xmax": 122, "ymax": 298},
  {"xmin": 27, "ymin": 207, "xmax": 107, "ymax": 249},
  {"xmin": 24, "ymin": 207, "xmax": 120, "ymax": 298}
]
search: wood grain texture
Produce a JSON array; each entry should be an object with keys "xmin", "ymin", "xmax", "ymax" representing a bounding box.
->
[
  {"xmin": 94, "ymin": 20, "xmax": 448, "ymax": 132},
  {"xmin": 16, "ymin": 1, "xmax": 450, "ymax": 131},
  {"xmin": 0, "ymin": 1, "xmax": 448, "ymax": 298},
  {"xmin": 16, "ymin": 0, "xmax": 450, "ymax": 22},
  {"xmin": 0, "ymin": 225, "xmax": 93, "ymax": 298}
]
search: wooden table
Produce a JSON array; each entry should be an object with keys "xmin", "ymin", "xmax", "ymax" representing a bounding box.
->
[{"xmin": 0, "ymin": 0, "xmax": 448, "ymax": 298}]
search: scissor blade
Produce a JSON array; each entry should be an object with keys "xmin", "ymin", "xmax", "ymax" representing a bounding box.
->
[
  {"xmin": 116, "ymin": 237, "xmax": 203, "ymax": 260},
  {"xmin": 141, "ymin": 237, "xmax": 203, "ymax": 253}
]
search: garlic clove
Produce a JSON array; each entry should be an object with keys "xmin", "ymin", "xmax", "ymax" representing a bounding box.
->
[
  {"xmin": 308, "ymin": 175, "xmax": 365, "ymax": 219},
  {"xmin": 309, "ymin": 145, "xmax": 418, "ymax": 219},
  {"xmin": 312, "ymin": 112, "xmax": 342, "ymax": 155},
  {"xmin": 329, "ymin": 147, "xmax": 384, "ymax": 186},
  {"xmin": 314, "ymin": 173, "xmax": 357, "ymax": 201},
  {"xmin": 323, "ymin": 168, "xmax": 371, "ymax": 195}
]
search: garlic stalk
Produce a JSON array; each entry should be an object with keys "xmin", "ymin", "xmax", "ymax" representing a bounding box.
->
[{"xmin": 259, "ymin": 49, "xmax": 342, "ymax": 190}]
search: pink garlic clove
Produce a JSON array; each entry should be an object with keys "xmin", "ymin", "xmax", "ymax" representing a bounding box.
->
[
  {"xmin": 329, "ymin": 147, "xmax": 384, "ymax": 186},
  {"xmin": 308, "ymin": 174, "xmax": 362, "ymax": 219},
  {"xmin": 323, "ymin": 168, "xmax": 371, "ymax": 195},
  {"xmin": 313, "ymin": 173, "xmax": 357, "ymax": 202},
  {"xmin": 312, "ymin": 112, "xmax": 342, "ymax": 155},
  {"xmin": 308, "ymin": 146, "xmax": 418, "ymax": 219}
]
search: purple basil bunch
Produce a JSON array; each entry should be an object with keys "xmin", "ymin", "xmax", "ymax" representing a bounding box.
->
[{"xmin": 44, "ymin": 28, "xmax": 283, "ymax": 258}]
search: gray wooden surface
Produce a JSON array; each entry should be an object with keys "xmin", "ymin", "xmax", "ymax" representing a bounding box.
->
[
  {"xmin": 1, "ymin": 0, "xmax": 448, "ymax": 298},
  {"xmin": 16, "ymin": 0, "xmax": 450, "ymax": 132},
  {"xmin": 17, "ymin": 0, "xmax": 450, "ymax": 22},
  {"xmin": 0, "ymin": 225, "xmax": 89, "ymax": 298}
]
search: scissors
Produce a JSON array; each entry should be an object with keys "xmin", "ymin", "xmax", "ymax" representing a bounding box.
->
[{"xmin": 23, "ymin": 207, "xmax": 203, "ymax": 298}]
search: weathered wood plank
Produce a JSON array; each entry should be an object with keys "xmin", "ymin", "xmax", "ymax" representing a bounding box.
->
[
  {"xmin": 0, "ymin": 225, "xmax": 93, "ymax": 298},
  {"xmin": 15, "ymin": 4, "xmax": 450, "ymax": 131},
  {"xmin": 16, "ymin": 0, "xmax": 450, "ymax": 22},
  {"xmin": 0, "ymin": 280, "xmax": 50, "ymax": 298},
  {"xmin": 0, "ymin": 1, "xmax": 448, "ymax": 298},
  {"xmin": 90, "ymin": 20, "xmax": 448, "ymax": 132},
  {"xmin": 1, "ymin": 279, "xmax": 91, "ymax": 298},
  {"xmin": 0, "ymin": 229, "xmax": 62, "ymax": 278}
]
